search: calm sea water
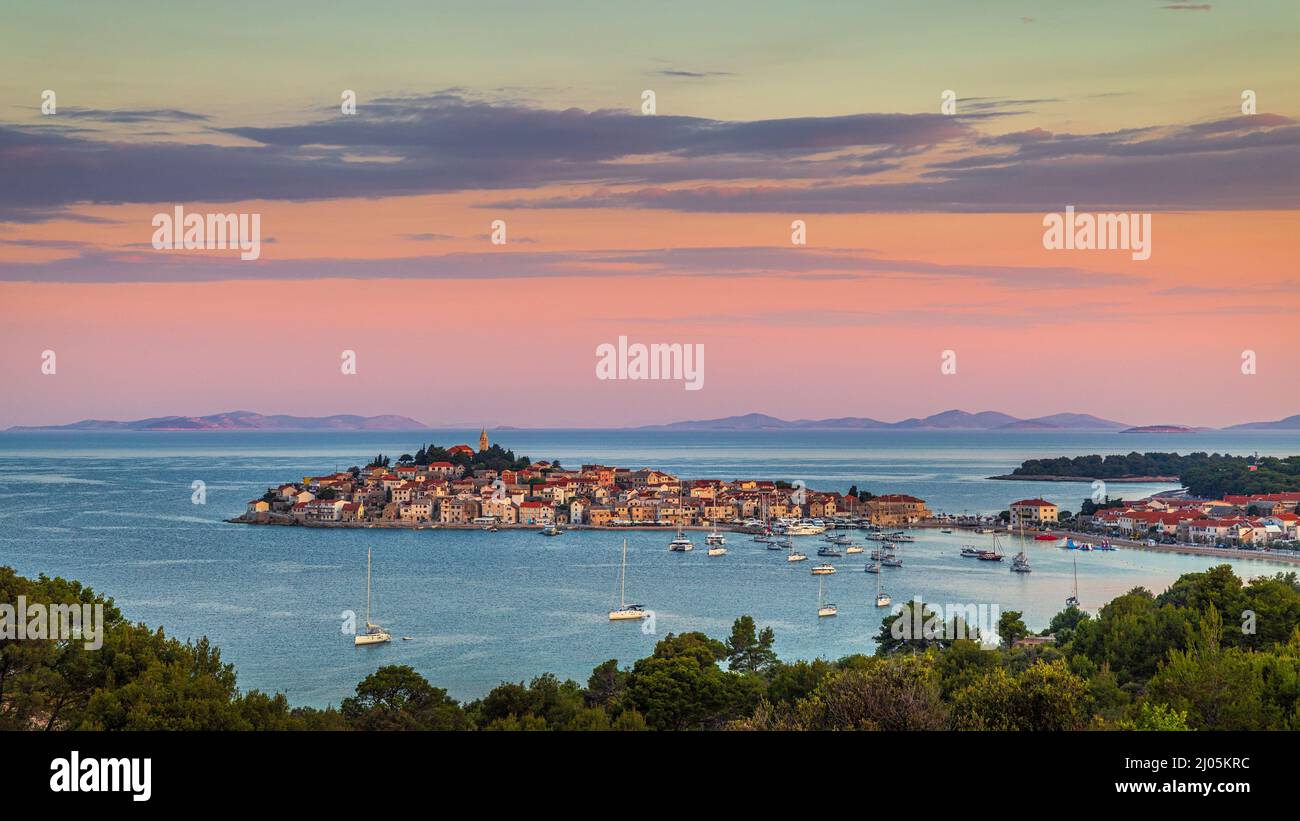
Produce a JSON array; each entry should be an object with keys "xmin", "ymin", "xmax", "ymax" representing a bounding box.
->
[{"xmin": 2, "ymin": 429, "xmax": 1297, "ymax": 705}]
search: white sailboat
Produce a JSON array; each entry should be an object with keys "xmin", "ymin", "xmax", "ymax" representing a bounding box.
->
[
  {"xmin": 1066, "ymin": 553, "xmax": 1081, "ymax": 608},
  {"xmin": 705, "ymin": 521, "xmax": 727, "ymax": 555},
  {"xmin": 817, "ymin": 576, "xmax": 838, "ymax": 617},
  {"xmin": 354, "ymin": 547, "xmax": 392, "ymax": 646},
  {"xmin": 609, "ymin": 538, "xmax": 648, "ymax": 620},
  {"xmin": 874, "ymin": 564, "xmax": 891, "ymax": 608}
]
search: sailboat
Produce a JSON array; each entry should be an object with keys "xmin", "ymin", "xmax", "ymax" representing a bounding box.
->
[
  {"xmin": 817, "ymin": 576, "xmax": 838, "ymax": 617},
  {"xmin": 1065, "ymin": 553, "xmax": 1081, "ymax": 608},
  {"xmin": 705, "ymin": 522, "xmax": 726, "ymax": 547},
  {"xmin": 354, "ymin": 547, "xmax": 392, "ymax": 646},
  {"xmin": 705, "ymin": 521, "xmax": 727, "ymax": 555},
  {"xmin": 668, "ymin": 519, "xmax": 694, "ymax": 552},
  {"xmin": 787, "ymin": 542, "xmax": 808, "ymax": 562},
  {"xmin": 874, "ymin": 564, "xmax": 891, "ymax": 607},
  {"xmin": 609, "ymin": 538, "xmax": 649, "ymax": 620},
  {"xmin": 1011, "ymin": 520, "xmax": 1032, "ymax": 573}
]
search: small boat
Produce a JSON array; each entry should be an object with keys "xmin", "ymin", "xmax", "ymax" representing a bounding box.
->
[
  {"xmin": 707, "ymin": 543, "xmax": 727, "ymax": 557},
  {"xmin": 810, "ymin": 563, "xmax": 836, "ymax": 575},
  {"xmin": 977, "ymin": 534, "xmax": 1005, "ymax": 561},
  {"xmin": 1094, "ymin": 540, "xmax": 1117, "ymax": 551},
  {"xmin": 863, "ymin": 562, "xmax": 880, "ymax": 574},
  {"xmin": 844, "ymin": 543, "xmax": 864, "ymax": 554},
  {"xmin": 668, "ymin": 533, "xmax": 694, "ymax": 552},
  {"xmin": 1034, "ymin": 533, "xmax": 1058, "ymax": 542},
  {"xmin": 354, "ymin": 547, "xmax": 392, "ymax": 647},
  {"xmin": 816, "ymin": 546, "xmax": 842, "ymax": 557},
  {"xmin": 881, "ymin": 556, "xmax": 902, "ymax": 567},
  {"xmin": 825, "ymin": 533, "xmax": 853, "ymax": 545},
  {"xmin": 609, "ymin": 538, "xmax": 650, "ymax": 621},
  {"xmin": 940, "ymin": 528, "xmax": 954, "ymax": 534},
  {"xmin": 540, "ymin": 524, "xmax": 562, "ymax": 536},
  {"xmin": 817, "ymin": 576, "xmax": 837, "ymax": 618},
  {"xmin": 705, "ymin": 524, "xmax": 726, "ymax": 547},
  {"xmin": 1011, "ymin": 553, "xmax": 1032, "ymax": 573},
  {"xmin": 753, "ymin": 532, "xmax": 774, "ymax": 543},
  {"xmin": 766, "ymin": 541, "xmax": 787, "ymax": 551},
  {"xmin": 787, "ymin": 550, "xmax": 808, "ymax": 563},
  {"xmin": 874, "ymin": 566, "xmax": 891, "ymax": 608},
  {"xmin": 1066, "ymin": 554, "xmax": 1081, "ymax": 608},
  {"xmin": 960, "ymin": 546, "xmax": 982, "ymax": 558},
  {"xmin": 402, "ymin": 636, "xmax": 414, "ymax": 641}
]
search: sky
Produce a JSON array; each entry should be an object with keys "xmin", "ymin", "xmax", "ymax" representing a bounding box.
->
[{"xmin": 1, "ymin": 1, "xmax": 1298, "ymax": 428}]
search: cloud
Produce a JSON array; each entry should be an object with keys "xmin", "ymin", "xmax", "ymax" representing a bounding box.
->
[
  {"xmin": 0, "ymin": 243, "xmax": 1138, "ymax": 288},
  {"xmin": 54, "ymin": 107, "xmax": 212, "ymax": 123},
  {"xmin": 1, "ymin": 95, "xmax": 1295, "ymax": 220}
]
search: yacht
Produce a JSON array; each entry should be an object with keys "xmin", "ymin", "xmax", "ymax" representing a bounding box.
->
[
  {"xmin": 609, "ymin": 538, "xmax": 649, "ymax": 621},
  {"xmin": 1011, "ymin": 523, "xmax": 1032, "ymax": 572},
  {"xmin": 810, "ymin": 563, "xmax": 836, "ymax": 575},
  {"xmin": 707, "ymin": 541, "xmax": 727, "ymax": 557},
  {"xmin": 787, "ymin": 549, "xmax": 808, "ymax": 563},
  {"xmin": 705, "ymin": 525, "xmax": 726, "ymax": 547},
  {"xmin": 960, "ymin": 546, "xmax": 982, "ymax": 558},
  {"xmin": 668, "ymin": 530, "xmax": 694, "ymax": 552},
  {"xmin": 825, "ymin": 533, "xmax": 853, "ymax": 546},
  {"xmin": 816, "ymin": 546, "xmax": 842, "ymax": 557},
  {"xmin": 540, "ymin": 524, "xmax": 562, "ymax": 537},
  {"xmin": 940, "ymin": 527, "xmax": 954, "ymax": 534},
  {"xmin": 874, "ymin": 567, "xmax": 891, "ymax": 608},
  {"xmin": 881, "ymin": 555, "xmax": 902, "ymax": 568},
  {"xmin": 787, "ymin": 521, "xmax": 827, "ymax": 536},
  {"xmin": 844, "ymin": 543, "xmax": 864, "ymax": 555},
  {"xmin": 354, "ymin": 547, "xmax": 392, "ymax": 647},
  {"xmin": 817, "ymin": 576, "xmax": 838, "ymax": 618},
  {"xmin": 863, "ymin": 562, "xmax": 880, "ymax": 574}
]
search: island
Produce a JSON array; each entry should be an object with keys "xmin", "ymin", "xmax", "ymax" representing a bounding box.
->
[
  {"xmin": 229, "ymin": 431, "xmax": 930, "ymax": 530},
  {"xmin": 989, "ymin": 451, "xmax": 1300, "ymax": 499}
]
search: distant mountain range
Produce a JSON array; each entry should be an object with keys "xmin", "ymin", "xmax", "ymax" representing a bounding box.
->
[
  {"xmin": 633, "ymin": 410, "xmax": 1132, "ymax": 431},
  {"xmin": 1224, "ymin": 413, "xmax": 1300, "ymax": 431},
  {"xmin": 9, "ymin": 409, "xmax": 1300, "ymax": 433},
  {"xmin": 633, "ymin": 410, "xmax": 1300, "ymax": 432},
  {"xmin": 8, "ymin": 411, "xmax": 428, "ymax": 432}
]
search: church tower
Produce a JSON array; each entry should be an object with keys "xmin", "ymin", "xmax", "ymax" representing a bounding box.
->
[{"xmin": 478, "ymin": 428, "xmax": 490, "ymax": 452}]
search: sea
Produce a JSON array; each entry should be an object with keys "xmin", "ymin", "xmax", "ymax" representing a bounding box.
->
[{"xmin": 1, "ymin": 428, "xmax": 1297, "ymax": 706}]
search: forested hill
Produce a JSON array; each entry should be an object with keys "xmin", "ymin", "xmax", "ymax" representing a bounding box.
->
[{"xmin": 1007, "ymin": 452, "xmax": 1300, "ymax": 498}]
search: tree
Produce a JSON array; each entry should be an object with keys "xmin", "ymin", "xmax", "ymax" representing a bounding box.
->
[
  {"xmin": 997, "ymin": 610, "xmax": 1029, "ymax": 649},
  {"xmin": 725, "ymin": 616, "xmax": 777, "ymax": 673},
  {"xmin": 340, "ymin": 665, "xmax": 469, "ymax": 731},
  {"xmin": 952, "ymin": 660, "xmax": 1089, "ymax": 731}
]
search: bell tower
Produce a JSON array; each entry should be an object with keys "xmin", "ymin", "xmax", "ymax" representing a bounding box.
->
[{"xmin": 478, "ymin": 428, "xmax": 489, "ymax": 452}]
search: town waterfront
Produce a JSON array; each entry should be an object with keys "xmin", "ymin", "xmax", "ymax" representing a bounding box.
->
[{"xmin": 2, "ymin": 428, "xmax": 1298, "ymax": 706}]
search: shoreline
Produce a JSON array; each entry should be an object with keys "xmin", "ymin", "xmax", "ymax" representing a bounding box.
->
[{"xmin": 986, "ymin": 474, "xmax": 1182, "ymax": 483}]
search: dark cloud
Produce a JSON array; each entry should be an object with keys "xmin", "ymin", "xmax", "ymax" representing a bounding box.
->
[
  {"xmin": 1, "ymin": 96, "xmax": 1294, "ymax": 221},
  {"xmin": 55, "ymin": 107, "xmax": 211, "ymax": 123}
]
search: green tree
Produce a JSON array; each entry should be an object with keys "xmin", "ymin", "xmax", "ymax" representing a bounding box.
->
[
  {"xmin": 725, "ymin": 616, "xmax": 777, "ymax": 673},
  {"xmin": 997, "ymin": 610, "xmax": 1029, "ymax": 649},
  {"xmin": 340, "ymin": 665, "xmax": 469, "ymax": 731}
]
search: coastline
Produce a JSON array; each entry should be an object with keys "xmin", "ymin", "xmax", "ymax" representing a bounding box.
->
[{"xmin": 986, "ymin": 474, "xmax": 1182, "ymax": 483}]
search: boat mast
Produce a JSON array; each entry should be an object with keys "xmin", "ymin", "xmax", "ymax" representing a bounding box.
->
[
  {"xmin": 366, "ymin": 547, "xmax": 372, "ymax": 626},
  {"xmin": 619, "ymin": 538, "xmax": 628, "ymax": 609}
]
